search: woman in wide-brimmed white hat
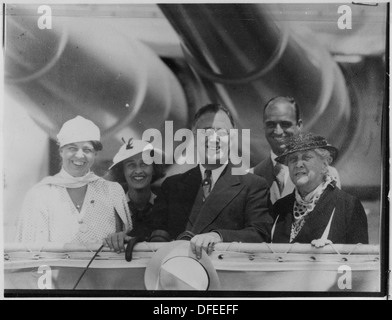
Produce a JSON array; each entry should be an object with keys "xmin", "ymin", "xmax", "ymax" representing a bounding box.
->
[
  {"xmin": 103, "ymin": 138, "xmax": 166, "ymax": 253},
  {"xmin": 16, "ymin": 116, "xmax": 132, "ymax": 243}
]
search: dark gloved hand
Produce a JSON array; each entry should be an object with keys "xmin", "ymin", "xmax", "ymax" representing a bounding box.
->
[
  {"xmin": 125, "ymin": 236, "xmax": 144, "ymax": 262},
  {"xmin": 124, "ymin": 228, "xmax": 149, "ymax": 262}
]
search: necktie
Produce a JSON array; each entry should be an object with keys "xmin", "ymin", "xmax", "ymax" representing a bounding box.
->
[
  {"xmin": 273, "ymin": 163, "xmax": 285, "ymax": 195},
  {"xmin": 202, "ymin": 169, "xmax": 212, "ymax": 201}
]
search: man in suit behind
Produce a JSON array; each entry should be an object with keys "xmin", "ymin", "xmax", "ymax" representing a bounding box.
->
[
  {"xmin": 250, "ymin": 97, "xmax": 341, "ymax": 205},
  {"xmin": 151, "ymin": 104, "xmax": 273, "ymax": 259}
]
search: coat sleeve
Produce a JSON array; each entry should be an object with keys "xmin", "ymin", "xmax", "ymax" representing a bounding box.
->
[
  {"xmin": 216, "ymin": 176, "xmax": 273, "ymax": 243},
  {"xmin": 111, "ymin": 182, "xmax": 133, "ymax": 232},
  {"xmin": 16, "ymin": 187, "xmax": 50, "ymax": 243},
  {"xmin": 149, "ymin": 178, "xmax": 171, "ymax": 236},
  {"xmin": 346, "ymin": 198, "xmax": 369, "ymax": 244}
]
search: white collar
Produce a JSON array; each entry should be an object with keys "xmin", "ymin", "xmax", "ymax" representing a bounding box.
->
[
  {"xmin": 270, "ymin": 151, "xmax": 289, "ymax": 183},
  {"xmin": 271, "ymin": 151, "xmax": 280, "ymax": 167},
  {"xmin": 295, "ymin": 176, "xmax": 333, "ymax": 203},
  {"xmin": 199, "ymin": 164, "xmax": 228, "ymax": 188}
]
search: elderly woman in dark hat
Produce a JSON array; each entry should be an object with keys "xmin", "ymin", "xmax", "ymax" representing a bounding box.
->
[
  {"xmin": 271, "ymin": 133, "xmax": 368, "ymax": 246},
  {"xmin": 103, "ymin": 138, "xmax": 166, "ymax": 253}
]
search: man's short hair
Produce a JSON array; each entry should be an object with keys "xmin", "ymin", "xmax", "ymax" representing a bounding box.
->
[
  {"xmin": 263, "ymin": 96, "xmax": 301, "ymax": 123},
  {"xmin": 192, "ymin": 103, "xmax": 236, "ymax": 129}
]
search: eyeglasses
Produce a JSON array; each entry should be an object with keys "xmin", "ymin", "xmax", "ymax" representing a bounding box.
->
[{"xmin": 200, "ymin": 128, "xmax": 230, "ymax": 137}]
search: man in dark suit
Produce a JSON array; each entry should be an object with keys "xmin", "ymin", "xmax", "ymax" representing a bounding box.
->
[
  {"xmin": 151, "ymin": 104, "xmax": 273, "ymax": 259},
  {"xmin": 250, "ymin": 97, "xmax": 340, "ymax": 204}
]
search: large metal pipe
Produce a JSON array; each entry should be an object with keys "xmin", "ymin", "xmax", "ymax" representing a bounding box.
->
[
  {"xmin": 3, "ymin": 4, "xmax": 385, "ymax": 191},
  {"xmin": 4, "ymin": 5, "xmax": 188, "ymax": 163},
  {"xmin": 159, "ymin": 3, "xmax": 352, "ymax": 163}
]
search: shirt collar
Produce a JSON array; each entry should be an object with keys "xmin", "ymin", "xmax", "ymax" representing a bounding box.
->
[
  {"xmin": 199, "ymin": 164, "xmax": 228, "ymax": 185},
  {"xmin": 271, "ymin": 151, "xmax": 289, "ymax": 183},
  {"xmin": 271, "ymin": 151, "xmax": 279, "ymax": 167}
]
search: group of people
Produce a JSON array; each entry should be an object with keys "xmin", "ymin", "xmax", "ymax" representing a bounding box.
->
[{"xmin": 16, "ymin": 97, "xmax": 369, "ymax": 259}]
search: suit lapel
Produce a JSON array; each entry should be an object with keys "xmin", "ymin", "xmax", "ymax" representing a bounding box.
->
[
  {"xmin": 270, "ymin": 186, "xmax": 281, "ymax": 205},
  {"xmin": 293, "ymin": 186, "xmax": 337, "ymax": 243},
  {"xmin": 272, "ymin": 193, "xmax": 295, "ymax": 243},
  {"xmin": 281, "ymin": 177, "xmax": 295, "ymax": 198},
  {"xmin": 180, "ymin": 167, "xmax": 202, "ymax": 201},
  {"xmin": 175, "ymin": 167, "xmax": 202, "ymax": 229},
  {"xmin": 263, "ymin": 157, "xmax": 294, "ymax": 203},
  {"xmin": 192, "ymin": 165, "xmax": 245, "ymax": 234},
  {"xmin": 254, "ymin": 157, "xmax": 275, "ymax": 187}
]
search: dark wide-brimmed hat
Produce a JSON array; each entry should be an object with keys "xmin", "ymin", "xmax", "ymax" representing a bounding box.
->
[{"xmin": 276, "ymin": 132, "xmax": 338, "ymax": 165}]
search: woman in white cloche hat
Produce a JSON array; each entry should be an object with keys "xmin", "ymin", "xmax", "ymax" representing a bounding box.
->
[
  {"xmin": 16, "ymin": 116, "xmax": 132, "ymax": 243},
  {"xmin": 103, "ymin": 138, "xmax": 166, "ymax": 253}
]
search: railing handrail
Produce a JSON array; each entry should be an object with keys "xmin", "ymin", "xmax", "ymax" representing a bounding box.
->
[{"xmin": 4, "ymin": 242, "xmax": 380, "ymax": 255}]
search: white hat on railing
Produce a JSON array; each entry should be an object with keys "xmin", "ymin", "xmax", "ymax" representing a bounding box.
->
[{"xmin": 144, "ymin": 241, "xmax": 220, "ymax": 291}]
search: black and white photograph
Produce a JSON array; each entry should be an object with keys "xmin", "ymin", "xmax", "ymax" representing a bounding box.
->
[{"xmin": 1, "ymin": 0, "xmax": 389, "ymax": 301}]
